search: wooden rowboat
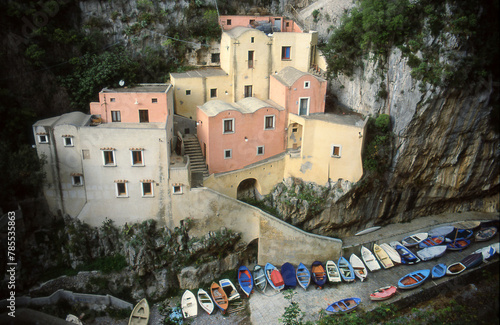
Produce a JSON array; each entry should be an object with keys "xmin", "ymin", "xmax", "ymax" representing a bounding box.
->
[
  {"xmin": 237, "ymin": 265, "xmax": 254, "ymax": 297},
  {"xmin": 373, "ymin": 244, "xmax": 394, "ymax": 269},
  {"xmin": 325, "ymin": 297, "xmax": 361, "ymax": 313},
  {"xmin": 197, "ymin": 288, "xmax": 214, "ymax": 315},
  {"xmin": 398, "ymin": 269, "xmax": 430, "ymax": 289},
  {"xmin": 475, "ymin": 226, "xmax": 498, "ymax": 242},
  {"xmin": 296, "ymin": 262, "xmax": 311, "ymax": 290},
  {"xmin": 265, "ymin": 263, "xmax": 285, "ymax": 291},
  {"xmin": 181, "ymin": 290, "xmax": 197, "ymax": 318},
  {"xmin": 446, "ymin": 238, "xmax": 470, "ymax": 251},
  {"xmin": 416, "ymin": 245, "xmax": 447, "ymax": 261},
  {"xmin": 446, "ymin": 262, "xmax": 466, "ymax": 275},
  {"xmin": 431, "ymin": 263, "xmax": 447, "ymax": 279},
  {"xmin": 370, "ymin": 286, "xmax": 397, "ymax": 301},
  {"xmin": 395, "ymin": 244, "xmax": 421, "ymax": 264},
  {"xmin": 418, "ymin": 236, "xmax": 445, "ymax": 248},
  {"xmin": 380, "ymin": 243, "xmax": 401, "ymax": 264},
  {"xmin": 452, "ymin": 220, "xmax": 481, "ymax": 230},
  {"xmin": 338, "ymin": 256, "xmax": 355, "ymax": 282},
  {"xmin": 281, "ymin": 262, "xmax": 297, "ymax": 289},
  {"xmin": 325, "ymin": 260, "xmax": 342, "ymax": 283},
  {"xmin": 349, "ymin": 254, "xmax": 368, "ymax": 282},
  {"xmin": 253, "ymin": 265, "xmax": 267, "ymax": 292},
  {"xmin": 219, "ymin": 278, "xmax": 240, "ymax": 301},
  {"xmin": 129, "ymin": 298, "xmax": 149, "ymax": 325},
  {"xmin": 361, "ymin": 246, "xmax": 381, "ymax": 271},
  {"xmin": 460, "ymin": 252, "xmax": 483, "ymax": 269},
  {"xmin": 402, "ymin": 233, "xmax": 428, "ymax": 247},
  {"xmin": 210, "ymin": 282, "xmax": 229, "ymax": 314},
  {"xmin": 311, "ymin": 261, "xmax": 327, "ymax": 288}
]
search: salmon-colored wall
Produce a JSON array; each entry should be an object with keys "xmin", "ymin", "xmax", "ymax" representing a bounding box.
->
[
  {"xmin": 90, "ymin": 92, "xmax": 168, "ymax": 123},
  {"xmin": 195, "ymin": 109, "xmax": 210, "ymax": 164},
  {"xmin": 269, "ymin": 76, "xmax": 288, "ymax": 108},
  {"xmin": 199, "ymin": 107, "xmax": 286, "ymax": 174}
]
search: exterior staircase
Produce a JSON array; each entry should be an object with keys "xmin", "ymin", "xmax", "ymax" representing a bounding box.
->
[{"xmin": 183, "ymin": 135, "xmax": 209, "ymax": 180}]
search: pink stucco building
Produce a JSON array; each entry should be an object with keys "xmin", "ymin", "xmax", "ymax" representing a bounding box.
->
[
  {"xmin": 89, "ymin": 84, "xmax": 173, "ymax": 123},
  {"xmin": 196, "ymin": 97, "xmax": 286, "ymax": 174}
]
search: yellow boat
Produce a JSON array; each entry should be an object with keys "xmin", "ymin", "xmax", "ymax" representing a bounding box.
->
[{"xmin": 129, "ymin": 298, "xmax": 149, "ymax": 325}]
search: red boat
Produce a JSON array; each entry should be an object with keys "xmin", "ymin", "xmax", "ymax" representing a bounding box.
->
[{"xmin": 370, "ymin": 286, "xmax": 398, "ymax": 301}]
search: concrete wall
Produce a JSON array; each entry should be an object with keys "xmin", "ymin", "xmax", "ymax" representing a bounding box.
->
[
  {"xmin": 203, "ymin": 154, "xmax": 286, "ymax": 198},
  {"xmin": 171, "ymin": 187, "xmax": 342, "ymax": 265}
]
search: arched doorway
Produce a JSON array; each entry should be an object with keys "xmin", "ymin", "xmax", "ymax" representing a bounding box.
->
[{"xmin": 237, "ymin": 178, "xmax": 262, "ymax": 201}]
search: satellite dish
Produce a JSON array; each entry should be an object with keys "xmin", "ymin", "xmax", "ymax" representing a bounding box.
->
[{"xmin": 119, "ymin": 80, "xmax": 125, "ymax": 87}]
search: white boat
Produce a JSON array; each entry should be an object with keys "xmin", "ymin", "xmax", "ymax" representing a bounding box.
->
[
  {"xmin": 197, "ymin": 288, "xmax": 214, "ymax": 314},
  {"xmin": 428, "ymin": 225, "xmax": 455, "ymax": 237},
  {"xmin": 219, "ymin": 278, "xmax": 240, "ymax": 301},
  {"xmin": 66, "ymin": 314, "xmax": 83, "ymax": 325},
  {"xmin": 416, "ymin": 245, "xmax": 447, "ymax": 261},
  {"xmin": 349, "ymin": 254, "xmax": 368, "ymax": 281},
  {"xmin": 491, "ymin": 242, "xmax": 500, "ymax": 255},
  {"xmin": 361, "ymin": 246, "xmax": 381, "ymax": 271},
  {"xmin": 355, "ymin": 226, "xmax": 381, "ymax": 236},
  {"xmin": 325, "ymin": 260, "xmax": 342, "ymax": 283},
  {"xmin": 373, "ymin": 244, "xmax": 394, "ymax": 269},
  {"xmin": 452, "ymin": 220, "xmax": 481, "ymax": 230},
  {"xmin": 473, "ymin": 245, "xmax": 496, "ymax": 261},
  {"xmin": 181, "ymin": 290, "xmax": 198, "ymax": 318},
  {"xmin": 401, "ymin": 232, "xmax": 428, "ymax": 247},
  {"xmin": 380, "ymin": 243, "xmax": 402, "ymax": 264},
  {"xmin": 129, "ymin": 298, "xmax": 149, "ymax": 325},
  {"xmin": 446, "ymin": 262, "xmax": 466, "ymax": 275},
  {"xmin": 389, "ymin": 241, "xmax": 403, "ymax": 249}
]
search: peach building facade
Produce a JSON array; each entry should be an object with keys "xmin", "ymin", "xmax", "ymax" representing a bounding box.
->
[
  {"xmin": 196, "ymin": 97, "xmax": 286, "ymax": 174},
  {"xmin": 89, "ymin": 84, "xmax": 173, "ymax": 123}
]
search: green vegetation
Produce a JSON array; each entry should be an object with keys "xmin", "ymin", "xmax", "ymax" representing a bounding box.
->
[
  {"xmin": 279, "ymin": 289, "xmax": 306, "ymax": 325},
  {"xmin": 362, "ymin": 114, "xmax": 392, "ymax": 175},
  {"xmin": 323, "ymin": 0, "xmax": 499, "ymax": 88}
]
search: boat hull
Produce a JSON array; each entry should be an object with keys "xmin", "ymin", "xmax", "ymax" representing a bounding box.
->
[
  {"xmin": 311, "ymin": 261, "xmax": 327, "ymax": 287},
  {"xmin": 281, "ymin": 262, "xmax": 297, "ymax": 289},
  {"xmin": 349, "ymin": 254, "xmax": 368, "ymax": 281},
  {"xmin": 326, "ymin": 298, "xmax": 361, "ymax": 313},
  {"xmin": 253, "ymin": 265, "xmax": 267, "ymax": 292},
  {"xmin": 238, "ymin": 266, "xmax": 254, "ymax": 297},
  {"xmin": 370, "ymin": 286, "xmax": 397, "ymax": 301},
  {"xmin": 338, "ymin": 256, "xmax": 355, "ymax": 282},
  {"xmin": 431, "ymin": 264, "xmax": 447, "ymax": 279},
  {"xmin": 296, "ymin": 263, "xmax": 311, "ymax": 290},
  {"xmin": 265, "ymin": 263, "xmax": 285, "ymax": 291},
  {"xmin": 398, "ymin": 269, "xmax": 430, "ymax": 289}
]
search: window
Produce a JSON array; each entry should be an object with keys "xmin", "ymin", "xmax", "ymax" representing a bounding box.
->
[
  {"xmin": 116, "ymin": 182, "xmax": 128, "ymax": 197},
  {"xmin": 102, "ymin": 150, "xmax": 116, "ymax": 166},
  {"xmin": 152, "ymin": 98, "xmax": 158, "ymax": 103},
  {"xmin": 223, "ymin": 118, "xmax": 234, "ymax": 134},
  {"xmin": 244, "ymin": 85, "xmax": 252, "ymax": 98},
  {"xmin": 286, "ymin": 22, "xmax": 290, "ymax": 27},
  {"xmin": 64, "ymin": 137, "xmax": 73, "ymax": 147},
  {"xmin": 257, "ymin": 146, "xmax": 264, "ymax": 155},
  {"xmin": 210, "ymin": 88, "xmax": 217, "ymax": 98},
  {"xmin": 227, "ymin": 19, "xmax": 231, "ymax": 25},
  {"xmin": 173, "ymin": 184, "xmax": 183, "ymax": 194},
  {"xmin": 224, "ymin": 149, "xmax": 232, "ymax": 159},
  {"xmin": 38, "ymin": 135, "xmax": 49, "ymax": 144},
  {"xmin": 111, "ymin": 110, "xmax": 121, "ymax": 122},
  {"xmin": 72, "ymin": 175, "xmax": 83, "ymax": 186},
  {"xmin": 304, "ymin": 81, "xmax": 310, "ymax": 89},
  {"xmin": 110, "ymin": 98, "xmax": 116, "ymax": 102},
  {"xmin": 139, "ymin": 109, "xmax": 149, "ymax": 123},
  {"xmin": 292, "ymin": 128, "xmax": 298, "ymax": 133},
  {"xmin": 331, "ymin": 145, "xmax": 342, "ymax": 158},
  {"xmin": 282, "ymin": 46, "xmax": 291, "ymax": 60},
  {"xmin": 248, "ymin": 51, "xmax": 254, "ymax": 68},
  {"xmin": 142, "ymin": 182, "xmax": 154, "ymax": 197},
  {"xmin": 211, "ymin": 53, "xmax": 220, "ymax": 63},
  {"xmin": 265, "ymin": 115, "xmax": 275, "ymax": 130},
  {"xmin": 186, "ymin": 90, "xmax": 191, "ymax": 95},
  {"xmin": 131, "ymin": 150, "xmax": 144, "ymax": 166},
  {"xmin": 299, "ymin": 98, "xmax": 309, "ymax": 115},
  {"xmin": 251, "ymin": 37, "xmax": 254, "ymax": 43}
]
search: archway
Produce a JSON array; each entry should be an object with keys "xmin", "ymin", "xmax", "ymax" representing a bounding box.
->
[{"xmin": 237, "ymin": 178, "xmax": 262, "ymax": 201}]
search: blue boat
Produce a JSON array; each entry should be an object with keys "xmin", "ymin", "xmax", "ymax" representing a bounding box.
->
[
  {"xmin": 326, "ymin": 297, "xmax": 361, "ymax": 313},
  {"xmin": 418, "ymin": 236, "xmax": 445, "ymax": 248},
  {"xmin": 280, "ymin": 262, "xmax": 297, "ymax": 289},
  {"xmin": 398, "ymin": 269, "xmax": 430, "ymax": 289},
  {"xmin": 446, "ymin": 229, "xmax": 473, "ymax": 241},
  {"xmin": 431, "ymin": 263, "xmax": 447, "ymax": 279},
  {"xmin": 337, "ymin": 256, "xmax": 355, "ymax": 282},
  {"xmin": 446, "ymin": 238, "xmax": 471, "ymax": 251},
  {"xmin": 264, "ymin": 263, "xmax": 285, "ymax": 291},
  {"xmin": 296, "ymin": 263, "xmax": 311, "ymax": 290},
  {"xmin": 237, "ymin": 266, "xmax": 253, "ymax": 297},
  {"xmin": 311, "ymin": 261, "xmax": 327, "ymax": 288},
  {"xmin": 428, "ymin": 226, "xmax": 455, "ymax": 237},
  {"xmin": 395, "ymin": 244, "xmax": 421, "ymax": 264}
]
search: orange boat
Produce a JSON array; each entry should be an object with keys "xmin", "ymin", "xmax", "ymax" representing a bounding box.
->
[{"xmin": 210, "ymin": 282, "xmax": 229, "ymax": 314}]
